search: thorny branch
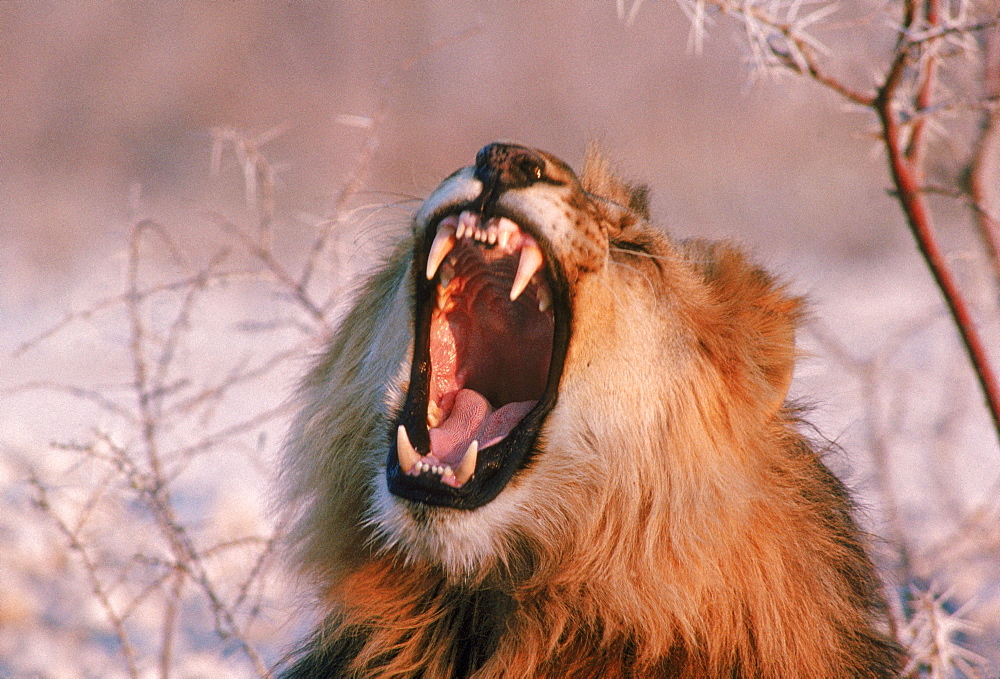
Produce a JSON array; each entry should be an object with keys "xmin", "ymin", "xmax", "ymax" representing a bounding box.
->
[
  {"xmin": 623, "ymin": 0, "xmax": 1000, "ymax": 667},
  {"xmin": 641, "ymin": 0, "xmax": 1000, "ymax": 449},
  {"xmin": 872, "ymin": 0, "xmax": 1000, "ymax": 443}
]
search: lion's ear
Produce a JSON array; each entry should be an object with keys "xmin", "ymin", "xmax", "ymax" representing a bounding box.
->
[
  {"xmin": 683, "ymin": 240, "xmax": 802, "ymax": 419},
  {"xmin": 580, "ymin": 142, "xmax": 650, "ymax": 220}
]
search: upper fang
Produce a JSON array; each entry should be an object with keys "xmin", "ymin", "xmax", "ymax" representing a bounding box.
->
[
  {"xmin": 510, "ymin": 236, "xmax": 544, "ymax": 301},
  {"xmin": 426, "ymin": 217, "xmax": 457, "ymax": 280}
]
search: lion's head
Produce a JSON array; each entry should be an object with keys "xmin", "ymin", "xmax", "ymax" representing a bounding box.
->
[
  {"xmin": 282, "ymin": 142, "xmax": 799, "ymax": 579},
  {"xmin": 277, "ymin": 143, "xmax": 902, "ymax": 678}
]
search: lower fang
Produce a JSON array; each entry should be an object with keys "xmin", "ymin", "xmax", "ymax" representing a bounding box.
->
[
  {"xmin": 455, "ymin": 440, "xmax": 478, "ymax": 485},
  {"xmin": 396, "ymin": 426, "xmax": 419, "ymax": 474}
]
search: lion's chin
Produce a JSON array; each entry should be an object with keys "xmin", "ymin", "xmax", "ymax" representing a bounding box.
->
[
  {"xmin": 385, "ymin": 207, "xmax": 570, "ymax": 511},
  {"xmin": 371, "ymin": 465, "xmax": 532, "ymax": 577}
]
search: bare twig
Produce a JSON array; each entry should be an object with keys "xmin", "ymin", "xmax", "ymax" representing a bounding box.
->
[
  {"xmin": 207, "ymin": 211, "xmax": 328, "ymax": 327},
  {"xmin": 29, "ymin": 474, "xmax": 141, "ymax": 679},
  {"xmin": 969, "ymin": 27, "xmax": 1000, "ymax": 280},
  {"xmin": 806, "ymin": 321, "xmax": 917, "ymax": 613}
]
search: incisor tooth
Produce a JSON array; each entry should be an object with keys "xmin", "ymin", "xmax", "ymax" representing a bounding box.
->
[
  {"xmin": 426, "ymin": 218, "xmax": 457, "ymax": 280},
  {"xmin": 455, "ymin": 439, "xmax": 478, "ymax": 485},
  {"xmin": 458, "ymin": 211, "xmax": 478, "ymax": 240},
  {"xmin": 510, "ymin": 239, "xmax": 544, "ymax": 301},
  {"xmin": 396, "ymin": 425, "xmax": 420, "ymax": 474},
  {"xmin": 496, "ymin": 217, "xmax": 519, "ymax": 252}
]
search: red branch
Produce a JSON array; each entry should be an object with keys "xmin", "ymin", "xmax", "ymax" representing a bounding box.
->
[{"xmin": 874, "ymin": 0, "xmax": 1000, "ymax": 441}]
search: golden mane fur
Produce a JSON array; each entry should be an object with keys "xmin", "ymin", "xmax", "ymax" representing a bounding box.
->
[{"xmin": 277, "ymin": 144, "xmax": 905, "ymax": 677}]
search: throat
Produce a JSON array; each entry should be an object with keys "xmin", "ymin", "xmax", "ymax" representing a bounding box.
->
[{"xmin": 425, "ymin": 234, "xmax": 553, "ymax": 464}]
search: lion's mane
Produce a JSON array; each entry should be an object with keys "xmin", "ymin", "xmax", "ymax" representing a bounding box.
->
[{"xmin": 277, "ymin": 145, "xmax": 904, "ymax": 678}]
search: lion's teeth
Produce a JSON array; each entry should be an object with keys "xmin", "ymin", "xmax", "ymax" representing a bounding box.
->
[
  {"xmin": 496, "ymin": 217, "xmax": 519, "ymax": 252},
  {"xmin": 457, "ymin": 211, "xmax": 478, "ymax": 240},
  {"xmin": 510, "ymin": 237, "xmax": 544, "ymax": 302},
  {"xmin": 537, "ymin": 285, "xmax": 551, "ymax": 313},
  {"xmin": 427, "ymin": 400, "xmax": 442, "ymax": 428},
  {"xmin": 426, "ymin": 218, "xmax": 457, "ymax": 280},
  {"xmin": 455, "ymin": 439, "xmax": 478, "ymax": 485},
  {"xmin": 396, "ymin": 425, "xmax": 420, "ymax": 474},
  {"xmin": 439, "ymin": 260, "xmax": 455, "ymax": 289}
]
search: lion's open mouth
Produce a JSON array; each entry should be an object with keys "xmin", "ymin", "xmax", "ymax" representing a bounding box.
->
[{"xmin": 387, "ymin": 208, "xmax": 569, "ymax": 509}]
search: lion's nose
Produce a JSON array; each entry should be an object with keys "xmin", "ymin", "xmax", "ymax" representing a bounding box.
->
[{"xmin": 474, "ymin": 143, "xmax": 546, "ymax": 194}]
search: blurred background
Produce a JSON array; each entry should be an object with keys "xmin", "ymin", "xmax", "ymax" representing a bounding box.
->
[{"xmin": 1, "ymin": 1, "xmax": 998, "ymax": 676}]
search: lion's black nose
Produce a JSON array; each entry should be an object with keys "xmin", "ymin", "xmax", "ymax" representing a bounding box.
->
[{"xmin": 474, "ymin": 143, "xmax": 546, "ymax": 196}]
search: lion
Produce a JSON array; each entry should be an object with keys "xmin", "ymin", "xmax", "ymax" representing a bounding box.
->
[{"xmin": 276, "ymin": 142, "xmax": 905, "ymax": 677}]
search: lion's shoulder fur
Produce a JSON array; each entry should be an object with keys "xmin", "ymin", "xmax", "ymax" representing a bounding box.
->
[{"xmin": 277, "ymin": 146, "xmax": 905, "ymax": 678}]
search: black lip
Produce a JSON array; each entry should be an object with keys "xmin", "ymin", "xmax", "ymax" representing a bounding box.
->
[{"xmin": 386, "ymin": 205, "xmax": 571, "ymax": 510}]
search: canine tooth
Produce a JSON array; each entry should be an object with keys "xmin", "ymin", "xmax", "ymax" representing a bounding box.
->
[
  {"xmin": 426, "ymin": 219, "xmax": 457, "ymax": 280},
  {"xmin": 510, "ymin": 238, "xmax": 544, "ymax": 301},
  {"xmin": 455, "ymin": 440, "xmax": 478, "ymax": 485},
  {"xmin": 537, "ymin": 285, "xmax": 551, "ymax": 312},
  {"xmin": 396, "ymin": 425, "xmax": 420, "ymax": 474}
]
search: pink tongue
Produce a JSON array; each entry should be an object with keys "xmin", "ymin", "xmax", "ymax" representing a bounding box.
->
[{"xmin": 428, "ymin": 389, "xmax": 536, "ymax": 465}]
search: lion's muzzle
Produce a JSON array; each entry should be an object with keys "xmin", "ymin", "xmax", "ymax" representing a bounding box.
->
[{"xmin": 386, "ymin": 143, "xmax": 574, "ymax": 510}]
